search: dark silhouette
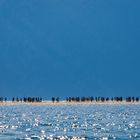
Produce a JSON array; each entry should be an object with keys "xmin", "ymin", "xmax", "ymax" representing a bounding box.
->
[
  {"xmin": 0, "ymin": 96, "xmax": 139, "ymax": 103},
  {"xmin": 56, "ymin": 97, "xmax": 59, "ymax": 102},
  {"xmin": 5, "ymin": 97, "xmax": 7, "ymax": 102},
  {"xmin": 52, "ymin": 97, "xmax": 55, "ymax": 102},
  {"xmin": 136, "ymin": 97, "xmax": 139, "ymax": 102}
]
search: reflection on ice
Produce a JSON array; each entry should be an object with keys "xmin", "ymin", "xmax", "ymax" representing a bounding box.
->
[{"xmin": 0, "ymin": 104, "xmax": 140, "ymax": 139}]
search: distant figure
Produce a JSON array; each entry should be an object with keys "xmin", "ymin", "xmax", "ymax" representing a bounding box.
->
[
  {"xmin": 12, "ymin": 97, "xmax": 15, "ymax": 102},
  {"xmin": 56, "ymin": 97, "xmax": 59, "ymax": 102},
  {"xmin": 52, "ymin": 97, "xmax": 55, "ymax": 103}
]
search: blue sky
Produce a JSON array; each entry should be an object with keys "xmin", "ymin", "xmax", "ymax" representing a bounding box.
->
[{"xmin": 0, "ymin": 0, "xmax": 140, "ymax": 99}]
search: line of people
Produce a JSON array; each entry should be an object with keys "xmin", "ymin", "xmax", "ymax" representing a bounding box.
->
[
  {"xmin": 0, "ymin": 97, "xmax": 42, "ymax": 102},
  {"xmin": 0, "ymin": 96, "xmax": 139, "ymax": 103}
]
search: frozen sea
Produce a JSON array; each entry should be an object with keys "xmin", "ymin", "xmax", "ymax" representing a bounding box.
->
[{"xmin": 0, "ymin": 104, "xmax": 140, "ymax": 140}]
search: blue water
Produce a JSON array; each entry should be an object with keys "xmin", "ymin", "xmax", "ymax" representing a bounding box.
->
[{"xmin": 0, "ymin": 104, "xmax": 140, "ymax": 140}]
